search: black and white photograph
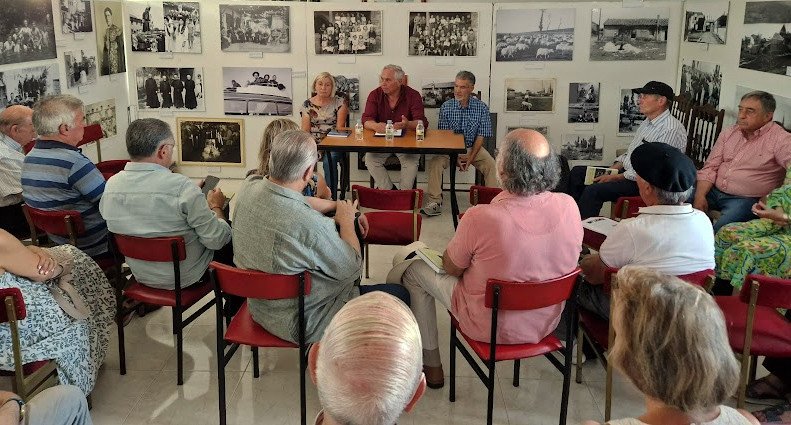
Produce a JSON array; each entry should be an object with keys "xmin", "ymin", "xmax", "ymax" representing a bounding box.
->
[
  {"xmin": 505, "ymin": 78, "xmax": 555, "ymax": 112},
  {"xmin": 508, "ymin": 125, "xmax": 549, "ymax": 137},
  {"xmin": 561, "ymin": 134, "xmax": 604, "ymax": 161},
  {"xmin": 220, "ymin": 5, "xmax": 290, "ymax": 53},
  {"xmin": 64, "ymin": 50, "xmax": 97, "ymax": 88},
  {"xmin": 0, "ymin": 65, "xmax": 60, "ymax": 108},
  {"xmin": 177, "ymin": 118, "xmax": 244, "ymax": 167},
  {"xmin": 736, "ymin": 85, "xmax": 791, "ymax": 130},
  {"xmin": 568, "ymin": 82, "xmax": 600, "ymax": 123},
  {"xmin": 495, "ymin": 8, "xmax": 575, "ymax": 61},
  {"xmin": 128, "ymin": 3, "xmax": 164, "ymax": 52},
  {"xmin": 0, "ymin": 0, "xmax": 58, "ymax": 66},
  {"xmin": 135, "ymin": 67, "xmax": 204, "ymax": 111},
  {"xmin": 684, "ymin": 1, "xmax": 728, "ymax": 44},
  {"xmin": 85, "ymin": 98, "xmax": 116, "ymax": 138},
  {"xmin": 129, "ymin": 2, "xmax": 201, "ymax": 53},
  {"xmin": 739, "ymin": 1, "xmax": 791, "ymax": 77},
  {"xmin": 95, "ymin": 0, "xmax": 126, "ymax": 75},
  {"xmin": 223, "ymin": 67, "xmax": 292, "ymax": 116},
  {"xmin": 591, "ymin": 7, "xmax": 670, "ymax": 61},
  {"xmin": 334, "ymin": 74, "xmax": 360, "ymax": 112},
  {"xmin": 679, "ymin": 59, "xmax": 722, "ymax": 108},
  {"xmin": 618, "ymin": 88, "xmax": 646, "ymax": 135},
  {"xmin": 60, "ymin": 0, "xmax": 93, "ymax": 34},
  {"xmin": 408, "ymin": 12, "xmax": 477, "ymax": 56},
  {"xmin": 314, "ymin": 10, "xmax": 382, "ymax": 55},
  {"xmin": 421, "ymin": 79, "xmax": 454, "ymax": 109}
]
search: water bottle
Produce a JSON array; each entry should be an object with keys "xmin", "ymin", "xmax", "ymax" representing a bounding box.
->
[
  {"xmin": 385, "ymin": 120, "xmax": 394, "ymax": 142},
  {"xmin": 355, "ymin": 118, "xmax": 364, "ymax": 142},
  {"xmin": 416, "ymin": 121, "xmax": 425, "ymax": 142}
]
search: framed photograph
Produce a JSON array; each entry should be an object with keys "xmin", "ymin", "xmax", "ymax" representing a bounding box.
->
[
  {"xmin": 421, "ymin": 79, "xmax": 454, "ymax": 109},
  {"xmin": 495, "ymin": 8, "xmax": 575, "ymax": 61},
  {"xmin": 60, "ymin": 0, "xmax": 93, "ymax": 33},
  {"xmin": 739, "ymin": 1, "xmax": 791, "ymax": 77},
  {"xmin": 590, "ymin": 7, "xmax": 670, "ymax": 61},
  {"xmin": 223, "ymin": 67, "xmax": 292, "ymax": 116},
  {"xmin": 505, "ymin": 78, "xmax": 555, "ymax": 112},
  {"xmin": 220, "ymin": 5, "xmax": 290, "ymax": 53},
  {"xmin": 177, "ymin": 117, "xmax": 244, "ymax": 167},
  {"xmin": 95, "ymin": 0, "xmax": 126, "ymax": 75},
  {"xmin": 135, "ymin": 67, "xmax": 205, "ymax": 111},
  {"xmin": 568, "ymin": 82, "xmax": 600, "ymax": 123},
  {"xmin": 684, "ymin": 1, "xmax": 728, "ymax": 44},
  {"xmin": 313, "ymin": 10, "xmax": 382, "ymax": 55},
  {"xmin": 735, "ymin": 86, "xmax": 791, "ymax": 130},
  {"xmin": 618, "ymin": 88, "xmax": 646, "ymax": 136},
  {"xmin": 129, "ymin": 2, "xmax": 201, "ymax": 53},
  {"xmin": 561, "ymin": 134, "xmax": 604, "ymax": 161},
  {"xmin": 334, "ymin": 74, "xmax": 360, "ymax": 112},
  {"xmin": 507, "ymin": 125, "xmax": 549, "ymax": 137},
  {"xmin": 64, "ymin": 50, "xmax": 98, "ymax": 88},
  {"xmin": 0, "ymin": 0, "xmax": 58, "ymax": 66},
  {"xmin": 85, "ymin": 98, "xmax": 117, "ymax": 138},
  {"xmin": 679, "ymin": 59, "xmax": 722, "ymax": 108},
  {"xmin": 0, "ymin": 65, "xmax": 61, "ymax": 108},
  {"xmin": 408, "ymin": 12, "xmax": 477, "ymax": 56}
]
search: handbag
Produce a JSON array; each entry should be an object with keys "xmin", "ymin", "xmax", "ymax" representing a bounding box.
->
[{"xmin": 44, "ymin": 254, "xmax": 90, "ymax": 321}]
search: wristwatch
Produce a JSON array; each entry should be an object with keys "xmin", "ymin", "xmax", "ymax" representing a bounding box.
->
[{"xmin": 3, "ymin": 397, "xmax": 25, "ymax": 423}]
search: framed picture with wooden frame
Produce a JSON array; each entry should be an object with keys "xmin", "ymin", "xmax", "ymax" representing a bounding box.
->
[{"xmin": 176, "ymin": 117, "xmax": 245, "ymax": 167}]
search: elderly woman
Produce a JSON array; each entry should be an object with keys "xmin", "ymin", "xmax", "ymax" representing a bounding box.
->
[
  {"xmin": 0, "ymin": 229, "xmax": 113, "ymax": 395},
  {"xmin": 584, "ymin": 266, "xmax": 759, "ymax": 425},
  {"xmin": 301, "ymin": 72, "xmax": 349, "ymax": 200}
]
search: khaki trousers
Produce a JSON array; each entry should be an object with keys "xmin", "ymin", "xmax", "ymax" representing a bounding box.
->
[{"xmin": 426, "ymin": 148, "xmax": 498, "ymax": 204}]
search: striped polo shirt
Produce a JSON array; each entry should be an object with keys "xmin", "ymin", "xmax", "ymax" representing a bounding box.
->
[{"xmin": 22, "ymin": 140, "xmax": 108, "ymax": 257}]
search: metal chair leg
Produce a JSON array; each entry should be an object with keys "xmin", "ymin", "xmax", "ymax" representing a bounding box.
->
[
  {"xmin": 605, "ymin": 358, "xmax": 613, "ymax": 421},
  {"xmin": 512, "ymin": 359, "xmax": 520, "ymax": 387},
  {"xmin": 364, "ymin": 244, "xmax": 370, "ymax": 279},
  {"xmin": 299, "ymin": 347, "xmax": 307, "ymax": 425},
  {"xmin": 117, "ymin": 306, "xmax": 126, "ymax": 376},
  {"xmin": 449, "ymin": 324, "xmax": 456, "ymax": 402},
  {"xmin": 486, "ymin": 359, "xmax": 496, "ymax": 425},
  {"xmin": 216, "ymin": 295, "xmax": 227, "ymax": 425},
  {"xmin": 575, "ymin": 326, "xmax": 584, "ymax": 384},
  {"xmin": 252, "ymin": 347, "xmax": 260, "ymax": 378},
  {"xmin": 559, "ymin": 333, "xmax": 574, "ymax": 425},
  {"xmin": 737, "ymin": 354, "xmax": 750, "ymax": 408},
  {"xmin": 174, "ymin": 307, "xmax": 184, "ymax": 386}
]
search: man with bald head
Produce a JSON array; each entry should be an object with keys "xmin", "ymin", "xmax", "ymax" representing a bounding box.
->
[
  {"xmin": 0, "ymin": 105, "xmax": 36, "ymax": 238},
  {"xmin": 392, "ymin": 129, "xmax": 583, "ymax": 388}
]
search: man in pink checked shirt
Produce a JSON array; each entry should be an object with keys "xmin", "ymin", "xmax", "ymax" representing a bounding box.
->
[{"xmin": 693, "ymin": 90, "xmax": 791, "ymax": 233}]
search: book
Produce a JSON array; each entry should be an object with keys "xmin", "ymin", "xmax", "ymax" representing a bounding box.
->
[
  {"xmin": 581, "ymin": 217, "xmax": 619, "ymax": 237},
  {"xmin": 415, "ymin": 248, "xmax": 446, "ymax": 274},
  {"xmin": 327, "ymin": 129, "xmax": 350, "ymax": 137},
  {"xmin": 584, "ymin": 166, "xmax": 619, "ymax": 185},
  {"xmin": 374, "ymin": 129, "xmax": 404, "ymax": 137}
]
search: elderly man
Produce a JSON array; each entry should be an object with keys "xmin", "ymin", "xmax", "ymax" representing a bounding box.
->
[
  {"xmin": 232, "ymin": 130, "xmax": 409, "ymax": 344},
  {"xmin": 395, "ymin": 129, "xmax": 582, "ymax": 388},
  {"xmin": 573, "ymin": 81, "xmax": 687, "ymax": 218},
  {"xmin": 422, "ymin": 70, "xmax": 497, "ymax": 217},
  {"xmin": 22, "ymin": 95, "xmax": 109, "ymax": 257},
  {"xmin": 99, "ymin": 118, "xmax": 233, "ymax": 291},
  {"xmin": 0, "ymin": 105, "xmax": 36, "ymax": 238},
  {"xmin": 694, "ymin": 90, "xmax": 791, "ymax": 233},
  {"xmin": 362, "ymin": 64, "xmax": 428, "ymax": 190},
  {"xmin": 308, "ymin": 292, "xmax": 425, "ymax": 425}
]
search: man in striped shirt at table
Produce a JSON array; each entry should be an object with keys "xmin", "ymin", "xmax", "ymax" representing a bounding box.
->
[{"xmin": 21, "ymin": 94, "xmax": 109, "ymax": 258}]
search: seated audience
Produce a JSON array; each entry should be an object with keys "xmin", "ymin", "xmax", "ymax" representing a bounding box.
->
[
  {"xmin": 232, "ymin": 130, "xmax": 409, "ymax": 344},
  {"xmin": 694, "ymin": 90, "xmax": 791, "ymax": 233},
  {"xmin": 308, "ymin": 292, "xmax": 425, "ymax": 425},
  {"xmin": 22, "ymin": 95, "xmax": 109, "ymax": 257},
  {"xmin": 0, "ymin": 229, "xmax": 113, "ymax": 395},
  {"xmin": 395, "ymin": 129, "xmax": 582, "ymax": 388},
  {"xmin": 362, "ymin": 64, "xmax": 428, "ymax": 190},
  {"xmin": 0, "ymin": 105, "xmax": 36, "ymax": 239},
  {"xmin": 583, "ymin": 266, "xmax": 759, "ymax": 425},
  {"xmin": 301, "ymin": 72, "xmax": 349, "ymax": 200},
  {"xmin": 0, "ymin": 385, "xmax": 92, "ymax": 425}
]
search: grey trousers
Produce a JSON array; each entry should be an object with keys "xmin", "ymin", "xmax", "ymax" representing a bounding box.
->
[
  {"xmin": 554, "ymin": 282, "xmax": 610, "ymax": 340},
  {"xmin": 27, "ymin": 385, "xmax": 92, "ymax": 425},
  {"xmin": 365, "ymin": 153, "xmax": 420, "ymax": 189}
]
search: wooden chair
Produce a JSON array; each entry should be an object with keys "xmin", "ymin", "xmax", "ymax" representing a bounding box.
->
[
  {"xmin": 671, "ymin": 93, "xmax": 693, "ymax": 130},
  {"xmin": 686, "ymin": 104, "xmax": 725, "ymax": 169}
]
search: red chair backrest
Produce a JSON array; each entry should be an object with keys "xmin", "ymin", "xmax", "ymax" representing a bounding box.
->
[
  {"xmin": 113, "ymin": 233, "xmax": 187, "ymax": 262},
  {"xmin": 485, "ymin": 268, "xmax": 581, "ymax": 310},
  {"xmin": 0, "ymin": 288, "xmax": 26, "ymax": 323},
  {"xmin": 22, "ymin": 205, "xmax": 86, "ymax": 236},
  {"xmin": 352, "ymin": 185, "xmax": 423, "ymax": 211},
  {"xmin": 78, "ymin": 123, "xmax": 104, "ymax": 147},
  {"xmin": 209, "ymin": 261, "xmax": 312, "ymax": 300},
  {"xmin": 469, "ymin": 186, "xmax": 502, "ymax": 206},
  {"xmin": 603, "ymin": 268, "xmax": 714, "ymax": 293},
  {"xmin": 23, "ymin": 141, "xmax": 35, "ymax": 154},
  {"xmin": 95, "ymin": 160, "xmax": 130, "ymax": 176},
  {"xmin": 612, "ymin": 196, "xmax": 645, "ymax": 220},
  {"xmin": 740, "ymin": 274, "xmax": 791, "ymax": 310}
]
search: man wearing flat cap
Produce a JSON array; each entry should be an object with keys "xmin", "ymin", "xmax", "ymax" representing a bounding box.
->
[
  {"xmin": 572, "ymin": 81, "xmax": 688, "ymax": 218},
  {"xmin": 575, "ymin": 142, "xmax": 714, "ymax": 322}
]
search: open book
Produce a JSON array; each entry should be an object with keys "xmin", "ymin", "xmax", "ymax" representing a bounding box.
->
[
  {"xmin": 584, "ymin": 166, "xmax": 619, "ymax": 185},
  {"xmin": 582, "ymin": 217, "xmax": 618, "ymax": 237},
  {"xmin": 415, "ymin": 248, "xmax": 446, "ymax": 274},
  {"xmin": 374, "ymin": 129, "xmax": 404, "ymax": 137}
]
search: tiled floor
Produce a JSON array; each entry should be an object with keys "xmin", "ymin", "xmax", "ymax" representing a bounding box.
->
[{"xmin": 85, "ymin": 189, "xmax": 767, "ymax": 424}]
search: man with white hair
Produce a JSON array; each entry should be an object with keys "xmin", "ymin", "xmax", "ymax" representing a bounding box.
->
[
  {"xmin": 308, "ymin": 291, "xmax": 426, "ymax": 425},
  {"xmin": 0, "ymin": 105, "xmax": 36, "ymax": 238}
]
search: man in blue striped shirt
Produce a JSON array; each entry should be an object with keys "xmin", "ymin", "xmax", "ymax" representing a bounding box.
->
[{"xmin": 21, "ymin": 95, "xmax": 108, "ymax": 257}]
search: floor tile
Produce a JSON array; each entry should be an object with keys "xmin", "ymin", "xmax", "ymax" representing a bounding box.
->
[
  {"xmin": 501, "ymin": 377, "xmax": 601, "ymax": 425},
  {"xmin": 89, "ymin": 369, "xmax": 159, "ymax": 425},
  {"xmin": 403, "ymin": 376, "xmax": 509, "ymax": 425}
]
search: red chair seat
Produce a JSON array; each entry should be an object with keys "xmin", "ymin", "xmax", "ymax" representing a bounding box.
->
[
  {"xmin": 93, "ymin": 257, "xmax": 116, "ymax": 271},
  {"xmin": 715, "ymin": 296, "xmax": 791, "ymax": 357},
  {"xmin": 364, "ymin": 212, "xmax": 422, "ymax": 245},
  {"xmin": 224, "ymin": 302, "xmax": 298, "ymax": 349},
  {"xmin": 451, "ymin": 317, "xmax": 563, "ymax": 362},
  {"xmin": 0, "ymin": 360, "xmax": 51, "ymax": 376},
  {"xmin": 578, "ymin": 310, "xmax": 610, "ymax": 350},
  {"xmin": 124, "ymin": 279, "xmax": 212, "ymax": 307}
]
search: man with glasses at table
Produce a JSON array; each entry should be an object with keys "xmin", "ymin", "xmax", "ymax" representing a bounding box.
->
[{"xmin": 421, "ymin": 71, "xmax": 497, "ymax": 217}]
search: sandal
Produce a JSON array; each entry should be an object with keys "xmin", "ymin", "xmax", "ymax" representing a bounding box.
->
[{"xmin": 746, "ymin": 375, "xmax": 788, "ymax": 405}]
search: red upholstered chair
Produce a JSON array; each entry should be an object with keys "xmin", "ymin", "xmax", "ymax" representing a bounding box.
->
[
  {"xmin": 715, "ymin": 274, "xmax": 791, "ymax": 408},
  {"xmin": 0, "ymin": 288, "xmax": 59, "ymax": 401},
  {"xmin": 449, "ymin": 269, "xmax": 582, "ymax": 425},
  {"xmin": 111, "ymin": 233, "xmax": 215, "ymax": 385},
  {"xmin": 611, "ymin": 196, "xmax": 645, "ymax": 221},
  {"xmin": 96, "ymin": 159, "xmax": 130, "ymax": 180},
  {"xmin": 352, "ymin": 185, "xmax": 423, "ymax": 278},
  {"xmin": 209, "ymin": 262, "xmax": 311, "ymax": 425},
  {"xmin": 458, "ymin": 185, "xmax": 502, "ymax": 221},
  {"xmin": 575, "ymin": 268, "xmax": 714, "ymax": 420}
]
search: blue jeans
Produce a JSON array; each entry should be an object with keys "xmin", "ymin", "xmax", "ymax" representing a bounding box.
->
[
  {"xmin": 359, "ymin": 283, "xmax": 411, "ymax": 306},
  {"xmin": 322, "ymin": 151, "xmax": 343, "ymax": 200},
  {"xmin": 703, "ymin": 186, "xmax": 759, "ymax": 233},
  {"xmin": 577, "ymin": 179, "xmax": 639, "ymax": 219}
]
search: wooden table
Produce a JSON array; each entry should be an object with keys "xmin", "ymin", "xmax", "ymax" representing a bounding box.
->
[{"xmin": 318, "ymin": 128, "xmax": 467, "ymax": 228}]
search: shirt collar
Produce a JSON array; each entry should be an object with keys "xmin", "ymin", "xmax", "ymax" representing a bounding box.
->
[
  {"xmin": 0, "ymin": 134, "xmax": 23, "ymax": 153},
  {"xmin": 263, "ymin": 177, "xmax": 312, "ymax": 208},
  {"xmin": 491, "ymin": 190, "xmax": 552, "ymax": 204},
  {"xmin": 751, "ymin": 120, "xmax": 776, "ymax": 138},
  {"xmin": 637, "ymin": 204, "xmax": 694, "ymax": 215},
  {"xmin": 123, "ymin": 162, "xmax": 171, "ymax": 173},
  {"xmin": 35, "ymin": 139, "xmax": 80, "ymax": 151},
  {"xmin": 646, "ymin": 109, "xmax": 670, "ymax": 126},
  {"xmin": 313, "ymin": 410, "xmax": 324, "ymax": 425}
]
